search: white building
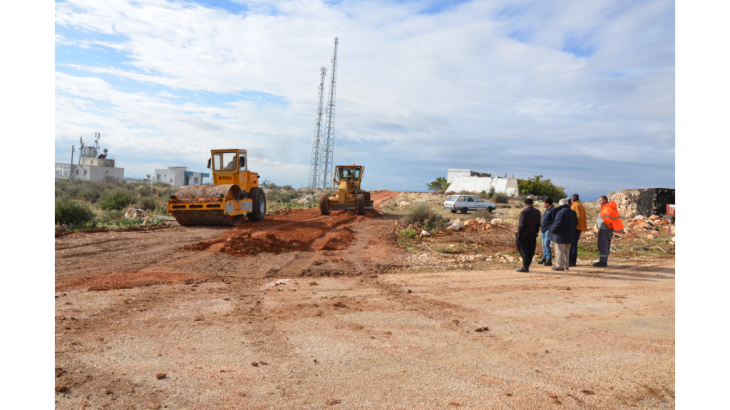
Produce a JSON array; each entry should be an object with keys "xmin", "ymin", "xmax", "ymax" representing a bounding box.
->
[
  {"xmin": 446, "ymin": 169, "xmax": 520, "ymax": 197},
  {"xmin": 154, "ymin": 167, "xmax": 209, "ymax": 187},
  {"xmin": 55, "ymin": 133, "xmax": 124, "ymax": 182}
]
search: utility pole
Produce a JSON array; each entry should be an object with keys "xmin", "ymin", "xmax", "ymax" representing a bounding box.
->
[
  {"xmin": 69, "ymin": 145, "xmax": 75, "ymax": 181},
  {"xmin": 321, "ymin": 37, "xmax": 339, "ymax": 189}
]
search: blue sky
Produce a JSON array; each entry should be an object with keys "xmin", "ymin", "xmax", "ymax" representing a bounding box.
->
[{"xmin": 55, "ymin": 0, "xmax": 675, "ymax": 199}]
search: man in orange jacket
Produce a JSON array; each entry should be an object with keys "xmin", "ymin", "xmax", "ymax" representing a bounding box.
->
[
  {"xmin": 569, "ymin": 194, "xmax": 587, "ymax": 267},
  {"xmin": 594, "ymin": 195, "xmax": 625, "ymax": 267}
]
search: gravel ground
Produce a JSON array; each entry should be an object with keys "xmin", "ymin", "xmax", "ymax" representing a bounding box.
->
[{"xmin": 55, "ymin": 193, "xmax": 674, "ymax": 409}]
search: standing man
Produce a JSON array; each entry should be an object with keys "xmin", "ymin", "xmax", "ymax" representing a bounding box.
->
[
  {"xmin": 538, "ymin": 197, "xmax": 556, "ymax": 266},
  {"xmin": 515, "ymin": 197, "xmax": 541, "ymax": 273},
  {"xmin": 569, "ymin": 194, "xmax": 587, "ymax": 267},
  {"xmin": 550, "ymin": 199, "xmax": 578, "ymax": 271},
  {"xmin": 594, "ymin": 195, "xmax": 625, "ymax": 267}
]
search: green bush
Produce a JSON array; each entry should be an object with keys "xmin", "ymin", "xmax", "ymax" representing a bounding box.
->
[
  {"xmin": 99, "ymin": 188, "xmax": 137, "ymax": 210},
  {"xmin": 78, "ymin": 186, "xmax": 102, "ymax": 203},
  {"xmin": 479, "ymin": 190, "xmax": 488, "ymax": 199},
  {"xmin": 398, "ymin": 227, "xmax": 417, "ymax": 239},
  {"xmin": 281, "ymin": 184, "xmax": 294, "ymax": 191},
  {"xmin": 493, "ymin": 193, "xmax": 509, "ymax": 204},
  {"xmin": 55, "ymin": 198, "xmax": 94, "ymax": 225},
  {"xmin": 517, "ymin": 175, "xmax": 566, "ymax": 198},
  {"xmin": 488, "ymin": 186, "xmax": 495, "ymax": 198},
  {"xmin": 137, "ymin": 184, "xmax": 152, "ymax": 197},
  {"xmin": 403, "ymin": 204, "xmax": 446, "ymax": 230},
  {"xmin": 138, "ymin": 197, "xmax": 158, "ymax": 211},
  {"xmin": 106, "ymin": 210, "xmax": 124, "ymax": 221},
  {"xmin": 427, "ymin": 177, "xmax": 451, "ymax": 192}
]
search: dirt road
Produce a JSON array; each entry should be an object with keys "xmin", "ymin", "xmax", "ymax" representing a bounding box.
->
[{"xmin": 55, "ymin": 190, "xmax": 674, "ymax": 409}]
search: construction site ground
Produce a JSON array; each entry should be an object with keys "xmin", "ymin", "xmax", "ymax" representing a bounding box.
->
[{"xmin": 55, "ymin": 191, "xmax": 675, "ymax": 409}]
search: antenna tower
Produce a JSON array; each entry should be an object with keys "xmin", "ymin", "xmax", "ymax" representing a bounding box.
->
[
  {"xmin": 321, "ymin": 37, "xmax": 338, "ymax": 189},
  {"xmin": 307, "ymin": 67, "xmax": 327, "ymax": 190}
]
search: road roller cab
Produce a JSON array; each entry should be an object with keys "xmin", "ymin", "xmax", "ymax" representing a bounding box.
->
[{"xmin": 167, "ymin": 149, "xmax": 266, "ymax": 226}]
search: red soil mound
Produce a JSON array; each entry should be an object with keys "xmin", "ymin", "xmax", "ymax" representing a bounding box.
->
[
  {"xmin": 321, "ymin": 227, "xmax": 356, "ymax": 251},
  {"xmin": 57, "ymin": 271, "xmax": 214, "ymax": 292}
]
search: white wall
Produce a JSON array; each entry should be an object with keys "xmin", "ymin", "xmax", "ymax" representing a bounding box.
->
[
  {"xmin": 448, "ymin": 176, "xmax": 519, "ymax": 196},
  {"xmin": 154, "ymin": 168, "xmax": 186, "ymax": 186},
  {"xmin": 447, "ymin": 169, "xmax": 473, "ymax": 183},
  {"xmin": 71, "ymin": 165, "xmax": 124, "ymax": 181}
]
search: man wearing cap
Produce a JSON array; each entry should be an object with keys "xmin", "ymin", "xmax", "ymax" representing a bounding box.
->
[
  {"xmin": 515, "ymin": 198, "xmax": 541, "ymax": 273},
  {"xmin": 569, "ymin": 194, "xmax": 588, "ymax": 267},
  {"xmin": 550, "ymin": 198, "xmax": 578, "ymax": 271}
]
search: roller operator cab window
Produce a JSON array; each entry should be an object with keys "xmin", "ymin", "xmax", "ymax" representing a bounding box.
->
[{"xmin": 214, "ymin": 152, "xmax": 237, "ymax": 171}]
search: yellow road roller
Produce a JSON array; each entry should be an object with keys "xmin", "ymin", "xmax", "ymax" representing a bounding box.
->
[
  {"xmin": 320, "ymin": 165, "xmax": 374, "ymax": 216},
  {"xmin": 167, "ymin": 149, "xmax": 266, "ymax": 226}
]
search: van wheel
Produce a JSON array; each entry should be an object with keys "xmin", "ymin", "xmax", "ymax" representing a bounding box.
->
[
  {"xmin": 487, "ymin": 207, "xmax": 494, "ymax": 213},
  {"xmin": 461, "ymin": 208, "xmax": 468, "ymax": 214},
  {"xmin": 450, "ymin": 210, "xmax": 457, "ymax": 214}
]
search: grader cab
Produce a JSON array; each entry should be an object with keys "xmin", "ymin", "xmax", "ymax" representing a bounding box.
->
[
  {"xmin": 167, "ymin": 149, "xmax": 266, "ymax": 226},
  {"xmin": 319, "ymin": 165, "xmax": 374, "ymax": 215}
]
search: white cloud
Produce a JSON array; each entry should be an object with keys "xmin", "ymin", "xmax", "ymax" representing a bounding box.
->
[{"xmin": 55, "ymin": 0, "xmax": 674, "ymax": 196}]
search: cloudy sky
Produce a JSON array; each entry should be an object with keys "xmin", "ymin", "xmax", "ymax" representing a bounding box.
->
[{"xmin": 55, "ymin": 0, "xmax": 674, "ymax": 199}]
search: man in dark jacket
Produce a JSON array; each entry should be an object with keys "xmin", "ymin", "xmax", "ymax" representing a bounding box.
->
[
  {"xmin": 515, "ymin": 197, "xmax": 541, "ymax": 273},
  {"xmin": 538, "ymin": 197, "xmax": 556, "ymax": 266},
  {"xmin": 550, "ymin": 198, "xmax": 578, "ymax": 271}
]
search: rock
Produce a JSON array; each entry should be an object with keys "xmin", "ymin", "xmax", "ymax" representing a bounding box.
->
[
  {"xmin": 420, "ymin": 230, "xmax": 431, "ymax": 237},
  {"xmin": 491, "ymin": 219, "xmax": 503, "ymax": 225},
  {"xmin": 305, "ymin": 195, "xmax": 313, "ymax": 201},
  {"xmin": 125, "ymin": 208, "xmax": 147, "ymax": 218},
  {"xmin": 649, "ymin": 215, "xmax": 661, "ymax": 221},
  {"xmin": 146, "ymin": 402, "xmax": 161, "ymax": 409},
  {"xmin": 326, "ymin": 399, "xmax": 341, "ymax": 405},
  {"xmin": 475, "ymin": 217, "xmax": 487, "ymax": 224},
  {"xmin": 290, "ymin": 198, "xmax": 299, "ymax": 203},
  {"xmin": 155, "ymin": 373, "xmax": 166, "ymax": 380}
]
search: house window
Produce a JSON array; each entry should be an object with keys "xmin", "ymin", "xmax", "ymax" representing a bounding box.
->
[
  {"xmin": 76, "ymin": 170, "xmax": 79, "ymax": 175},
  {"xmin": 170, "ymin": 179, "xmax": 173, "ymax": 183},
  {"xmin": 84, "ymin": 170, "xmax": 87, "ymax": 176},
  {"xmin": 157, "ymin": 174, "xmax": 160, "ymax": 181},
  {"xmin": 194, "ymin": 177, "xmax": 198, "ymax": 183}
]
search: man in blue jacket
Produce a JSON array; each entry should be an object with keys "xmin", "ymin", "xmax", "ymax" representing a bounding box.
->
[
  {"xmin": 538, "ymin": 197, "xmax": 556, "ymax": 266},
  {"xmin": 550, "ymin": 198, "xmax": 578, "ymax": 271}
]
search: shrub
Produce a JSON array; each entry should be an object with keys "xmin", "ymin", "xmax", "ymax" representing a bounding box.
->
[
  {"xmin": 459, "ymin": 190, "xmax": 471, "ymax": 195},
  {"xmin": 55, "ymin": 198, "xmax": 94, "ymax": 225},
  {"xmin": 474, "ymin": 209, "xmax": 495, "ymax": 220},
  {"xmin": 281, "ymin": 184, "xmax": 294, "ymax": 191},
  {"xmin": 99, "ymin": 188, "xmax": 137, "ymax": 210},
  {"xmin": 106, "ymin": 210, "xmax": 124, "ymax": 221},
  {"xmin": 427, "ymin": 177, "xmax": 451, "ymax": 192},
  {"xmin": 493, "ymin": 193, "xmax": 509, "ymax": 204},
  {"xmin": 488, "ymin": 186, "xmax": 495, "ymax": 198},
  {"xmin": 403, "ymin": 204, "xmax": 446, "ymax": 230},
  {"xmin": 517, "ymin": 175, "xmax": 566, "ymax": 198},
  {"xmin": 137, "ymin": 184, "xmax": 152, "ymax": 197},
  {"xmin": 138, "ymin": 197, "xmax": 158, "ymax": 211},
  {"xmin": 479, "ymin": 190, "xmax": 488, "ymax": 199},
  {"xmin": 78, "ymin": 186, "xmax": 102, "ymax": 203},
  {"xmin": 398, "ymin": 227, "xmax": 417, "ymax": 239}
]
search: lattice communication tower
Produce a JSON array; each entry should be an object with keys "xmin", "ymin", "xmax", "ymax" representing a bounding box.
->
[
  {"xmin": 307, "ymin": 66, "xmax": 327, "ymax": 190},
  {"xmin": 321, "ymin": 37, "xmax": 339, "ymax": 189}
]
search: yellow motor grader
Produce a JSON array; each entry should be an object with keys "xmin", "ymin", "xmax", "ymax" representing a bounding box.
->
[
  {"xmin": 320, "ymin": 165, "xmax": 374, "ymax": 215},
  {"xmin": 167, "ymin": 149, "xmax": 266, "ymax": 226}
]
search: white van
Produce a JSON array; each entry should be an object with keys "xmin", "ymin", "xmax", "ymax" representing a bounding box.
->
[{"xmin": 443, "ymin": 195, "xmax": 496, "ymax": 214}]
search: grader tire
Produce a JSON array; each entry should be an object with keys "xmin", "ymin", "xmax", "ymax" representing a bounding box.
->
[
  {"xmin": 357, "ymin": 194, "xmax": 365, "ymax": 216},
  {"xmin": 320, "ymin": 194, "xmax": 330, "ymax": 215},
  {"xmin": 363, "ymin": 191, "xmax": 371, "ymax": 202}
]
